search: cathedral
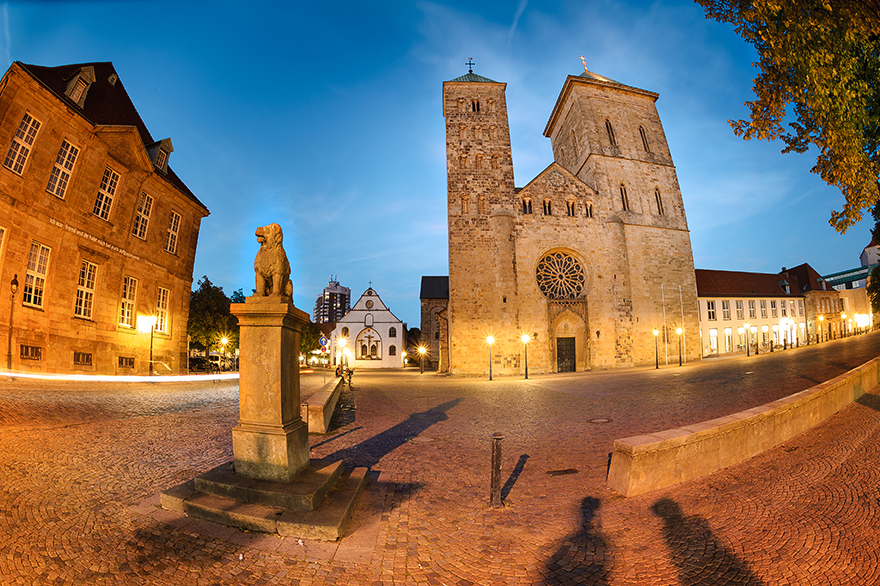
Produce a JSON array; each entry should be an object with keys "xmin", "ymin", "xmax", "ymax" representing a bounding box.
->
[{"xmin": 423, "ymin": 64, "xmax": 701, "ymax": 375}]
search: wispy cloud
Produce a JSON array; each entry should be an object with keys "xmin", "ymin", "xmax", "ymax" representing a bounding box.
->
[{"xmin": 508, "ymin": 0, "xmax": 527, "ymax": 44}]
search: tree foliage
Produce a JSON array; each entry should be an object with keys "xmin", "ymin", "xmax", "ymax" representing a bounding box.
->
[
  {"xmin": 695, "ymin": 0, "xmax": 880, "ymax": 232},
  {"xmin": 868, "ymin": 264, "xmax": 880, "ymax": 314},
  {"xmin": 187, "ymin": 276, "xmax": 239, "ymax": 352},
  {"xmin": 300, "ymin": 321, "xmax": 322, "ymax": 356}
]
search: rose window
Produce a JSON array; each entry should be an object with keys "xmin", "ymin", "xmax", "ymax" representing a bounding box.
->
[{"xmin": 536, "ymin": 252, "xmax": 586, "ymax": 299}]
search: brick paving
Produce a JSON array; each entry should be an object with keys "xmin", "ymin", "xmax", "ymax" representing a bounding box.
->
[{"xmin": 1, "ymin": 334, "xmax": 880, "ymax": 584}]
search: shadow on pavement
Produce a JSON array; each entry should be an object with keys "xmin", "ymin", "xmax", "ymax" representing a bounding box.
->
[
  {"xmin": 310, "ymin": 426, "xmax": 363, "ymax": 449},
  {"xmin": 324, "ymin": 398, "xmax": 463, "ymax": 469},
  {"xmin": 856, "ymin": 391, "xmax": 880, "ymax": 412},
  {"xmin": 543, "ymin": 496, "xmax": 610, "ymax": 585},
  {"xmin": 501, "ymin": 454, "xmax": 529, "ymax": 503},
  {"xmin": 651, "ymin": 497, "xmax": 764, "ymax": 586},
  {"xmin": 326, "ymin": 381, "xmax": 357, "ymax": 432}
]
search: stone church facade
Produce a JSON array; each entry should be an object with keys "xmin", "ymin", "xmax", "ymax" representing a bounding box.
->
[{"xmin": 429, "ymin": 67, "xmax": 700, "ymax": 375}]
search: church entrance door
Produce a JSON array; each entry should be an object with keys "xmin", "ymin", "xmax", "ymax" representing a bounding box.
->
[{"xmin": 557, "ymin": 337, "xmax": 576, "ymax": 372}]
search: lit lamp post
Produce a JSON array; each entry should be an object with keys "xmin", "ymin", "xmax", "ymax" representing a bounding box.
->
[
  {"xmin": 818, "ymin": 315, "xmax": 824, "ymax": 343},
  {"xmin": 418, "ymin": 345, "xmax": 426, "ymax": 374},
  {"xmin": 486, "ymin": 336, "xmax": 495, "ymax": 380},
  {"xmin": 338, "ymin": 337, "xmax": 348, "ymax": 370},
  {"xmin": 676, "ymin": 327, "xmax": 683, "ymax": 366},
  {"xmin": 653, "ymin": 329, "xmax": 659, "ymax": 369},
  {"xmin": 744, "ymin": 322, "xmax": 750, "ymax": 357},
  {"xmin": 137, "ymin": 314, "xmax": 158, "ymax": 376},
  {"xmin": 521, "ymin": 334, "xmax": 530, "ymax": 379},
  {"xmin": 7, "ymin": 274, "xmax": 18, "ymax": 371},
  {"xmin": 220, "ymin": 337, "xmax": 229, "ymax": 370},
  {"xmin": 841, "ymin": 313, "xmax": 847, "ymax": 337},
  {"xmin": 753, "ymin": 325, "xmax": 759, "ymax": 355}
]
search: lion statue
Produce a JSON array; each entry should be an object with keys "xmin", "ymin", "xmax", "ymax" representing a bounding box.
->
[{"xmin": 254, "ymin": 223, "xmax": 293, "ymax": 297}]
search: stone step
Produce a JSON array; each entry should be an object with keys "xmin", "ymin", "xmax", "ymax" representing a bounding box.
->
[
  {"xmin": 161, "ymin": 466, "xmax": 368, "ymax": 541},
  {"xmin": 194, "ymin": 459, "xmax": 343, "ymax": 511}
]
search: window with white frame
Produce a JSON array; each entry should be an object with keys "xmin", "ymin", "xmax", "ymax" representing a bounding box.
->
[
  {"xmin": 156, "ymin": 287, "xmax": 170, "ymax": 333},
  {"xmin": 164, "ymin": 210, "xmax": 181, "ymax": 254},
  {"xmin": 771, "ymin": 300, "xmax": 778, "ymax": 317},
  {"xmin": 798, "ymin": 299, "xmax": 804, "ymax": 316},
  {"xmin": 23, "ymin": 241, "xmax": 51, "ymax": 308},
  {"xmin": 46, "ymin": 140, "xmax": 79, "ymax": 198},
  {"xmin": 781, "ymin": 301, "xmax": 787, "ymax": 317},
  {"xmin": 724, "ymin": 328, "xmax": 732, "ymax": 353},
  {"xmin": 708, "ymin": 329, "xmax": 718, "ymax": 353},
  {"xmin": 93, "ymin": 167, "xmax": 120, "ymax": 221},
  {"xmin": 132, "ymin": 192, "xmax": 153, "ymax": 240},
  {"xmin": 4, "ymin": 112, "xmax": 41, "ymax": 175},
  {"xmin": 749, "ymin": 300, "xmax": 756, "ymax": 319},
  {"xmin": 74, "ymin": 260, "xmax": 97, "ymax": 319},
  {"xmin": 119, "ymin": 276, "xmax": 137, "ymax": 327},
  {"xmin": 707, "ymin": 300, "xmax": 716, "ymax": 320},
  {"xmin": 722, "ymin": 300, "xmax": 731, "ymax": 320},
  {"xmin": 736, "ymin": 300, "xmax": 744, "ymax": 320},
  {"xmin": 760, "ymin": 300, "xmax": 767, "ymax": 318}
]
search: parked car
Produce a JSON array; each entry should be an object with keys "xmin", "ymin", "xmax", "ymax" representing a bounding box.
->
[{"xmin": 189, "ymin": 356, "xmax": 212, "ymax": 373}]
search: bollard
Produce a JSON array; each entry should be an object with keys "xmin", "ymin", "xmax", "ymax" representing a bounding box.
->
[{"xmin": 490, "ymin": 432, "xmax": 504, "ymax": 508}]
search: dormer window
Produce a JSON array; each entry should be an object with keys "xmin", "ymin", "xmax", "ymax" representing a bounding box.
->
[
  {"xmin": 64, "ymin": 66, "xmax": 96, "ymax": 108},
  {"xmin": 148, "ymin": 138, "xmax": 174, "ymax": 173}
]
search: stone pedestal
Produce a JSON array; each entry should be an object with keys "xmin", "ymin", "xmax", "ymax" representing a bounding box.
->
[{"xmin": 230, "ymin": 296, "xmax": 309, "ymax": 482}]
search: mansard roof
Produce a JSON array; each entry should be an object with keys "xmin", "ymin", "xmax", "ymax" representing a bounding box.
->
[
  {"xmin": 779, "ymin": 263, "xmax": 830, "ymax": 293},
  {"xmin": 17, "ymin": 61, "xmax": 207, "ymax": 213}
]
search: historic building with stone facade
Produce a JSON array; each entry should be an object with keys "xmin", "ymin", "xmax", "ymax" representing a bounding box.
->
[
  {"xmin": 0, "ymin": 61, "xmax": 208, "ymax": 375},
  {"xmin": 426, "ymin": 66, "xmax": 700, "ymax": 375}
]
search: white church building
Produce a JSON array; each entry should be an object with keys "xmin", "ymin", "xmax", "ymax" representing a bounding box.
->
[{"xmin": 330, "ymin": 287, "xmax": 406, "ymax": 369}]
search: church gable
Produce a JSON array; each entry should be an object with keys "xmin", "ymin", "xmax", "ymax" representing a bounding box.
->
[{"xmin": 517, "ymin": 163, "xmax": 597, "ymax": 218}]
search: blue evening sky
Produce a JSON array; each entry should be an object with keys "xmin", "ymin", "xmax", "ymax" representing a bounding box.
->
[{"xmin": 1, "ymin": 1, "xmax": 871, "ymax": 326}]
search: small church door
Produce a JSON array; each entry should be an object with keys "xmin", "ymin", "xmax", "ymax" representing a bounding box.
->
[{"xmin": 557, "ymin": 337, "xmax": 576, "ymax": 372}]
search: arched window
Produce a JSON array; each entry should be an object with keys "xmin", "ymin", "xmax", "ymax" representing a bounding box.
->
[
  {"xmin": 475, "ymin": 153, "xmax": 483, "ymax": 169},
  {"xmin": 342, "ymin": 327, "xmax": 349, "ymax": 337},
  {"xmin": 459, "ymin": 124, "xmax": 467, "ymax": 139},
  {"xmin": 472, "ymin": 99, "xmax": 480, "ymax": 112},
  {"xmin": 491, "ymin": 154, "xmax": 499, "ymax": 169},
  {"xmin": 585, "ymin": 202, "xmax": 593, "ymax": 218},
  {"xmin": 543, "ymin": 199, "xmax": 552, "ymax": 215},
  {"xmin": 461, "ymin": 196, "xmax": 469, "ymax": 214},
  {"xmin": 361, "ymin": 344, "xmax": 368, "ymax": 358},
  {"xmin": 488, "ymin": 98, "xmax": 495, "ymax": 112},
  {"xmin": 474, "ymin": 125, "xmax": 482, "ymax": 140},
  {"xmin": 434, "ymin": 330, "xmax": 440, "ymax": 340},
  {"xmin": 489, "ymin": 125, "xmax": 496, "ymax": 140},
  {"xmin": 605, "ymin": 119, "xmax": 617, "ymax": 146},
  {"xmin": 365, "ymin": 313, "xmax": 373, "ymax": 327},
  {"xmin": 389, "ymin": 345, "xmax": 397, "ymax": 356},
  {"xmin": 389, "ymin": 327, "xmax": 397, "ymax": 338},
  {"xmin": 639, "ymin": 126, "xmax": 650, "ymax": 152},
  {"xmin": 459, "ymin": 153, "xmax": 467, "ymax": 169},
  {"xmin": 457, "ymin": 98, "xmax": 465, "ymax": 112},
  {"xmin": 522, "ymin": 198, "xmax": 532, "ymax": 215},
  {"xmin": 370, "ymin": 344, "xmax": 377, "ymax": 357},
  {"xmin": 566, "ymin": 201, "xmax": 575, "ymax": 216},
  {"xmin": 655, "ymin": 188, "xmax": 664, "ymax": 215},
  {"xmin": 478, "ymin": 196, "xmax": 487, "ymax": 214},
  {"xmin": 620, "ymin": 184, "xmax": 629, "ymax": 211}
]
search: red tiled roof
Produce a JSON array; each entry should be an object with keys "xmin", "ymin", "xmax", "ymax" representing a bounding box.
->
[
  {"xmin": 779, "ymin": 262, "xmax": 826, "ymax": 293},
  {"xmin": 695, "ymin": 269, "xmax": 800, "ymax": 298},
  {"xmin": 17, "ymin": 61, "xmax": 207, "ymax": 213}
]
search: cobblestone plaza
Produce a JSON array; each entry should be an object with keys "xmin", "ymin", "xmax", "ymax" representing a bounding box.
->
[{"xmin": 2, "ymin": 334, "xmax": 880, "ymax": 584}]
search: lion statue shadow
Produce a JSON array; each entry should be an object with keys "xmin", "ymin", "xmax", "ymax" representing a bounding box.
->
[{"xmin": 254, "ymin": 223, "xmax": 293, "ymax": 298}]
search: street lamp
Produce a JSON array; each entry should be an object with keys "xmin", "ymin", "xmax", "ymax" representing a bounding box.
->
[
  {"xmin": 338, "ymin": 337, "xmax": 348, "ymax": 370},
  {"xmin": 676, "ymin": 327, "xmax": 683, "ymax": 366},
  {"xmin": 418, "ymin": 345, "xmax": 426, "ymax": 374},
  {"xmin": 818, "ymin": 315, "xmax": 824, "ymax": 343},
  {"xmin": 137, "ymin": 314, "xmax": 158, "ymax": 375},
  {"xmin": 653, "ymin": 329, "xmax": 659, "ymax": 369},
  {"xmin": 486, "ymin": 336, "xmax": 495, "ymax": 380},
  {"xmin": 220, "ymin": 336, "xmax": 229, "ymax": 370},
  {"xmin": 7, "ymin": 274, "xmax": 18, "ymax": 371},
  {"xmin": 521, "ymin": 334, "xmax": 530, "ymax": 379},
  {"xmin": 744, "ymin": 322, "xmax": 750, "ymax": 357},
  {"xmin": 841, "ymin": 313, "xmax": 847, "ymax": 337}
]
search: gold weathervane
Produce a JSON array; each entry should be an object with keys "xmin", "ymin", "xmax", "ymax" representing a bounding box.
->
[{"xmin": 580, "ymin": 55, "xmax": 588, "ymax": 72}]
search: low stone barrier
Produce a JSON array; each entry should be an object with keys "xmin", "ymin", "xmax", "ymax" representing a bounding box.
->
[
  {"xmin": 607, "ymin": 357, "xmax": 880, "ymax": 497},
  {"xmin": 301, "ymin": 377, "xmax": 344, "ymax": 434}
]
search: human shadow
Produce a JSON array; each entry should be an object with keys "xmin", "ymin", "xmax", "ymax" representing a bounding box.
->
[
  {"xmin": 500, "ymin": 454, "xmax": 529, "ymax": 503},
  {"xmin": 543, "ymin": 496, "xmax": 610, "ymax": 585},
  {"xmin": 651, "ymin": 498, "xmax": 764, "ymax": 586},
  {"xmin": 856, "ymin": 392, "xmax": 880, "ymax": 412},
  {"xmin": 323, "ymin": 398, "xmax": 463, "ymax": 469}
]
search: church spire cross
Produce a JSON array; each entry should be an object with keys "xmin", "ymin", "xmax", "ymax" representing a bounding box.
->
[
  {"xmin": 466, "ymin": 57, "xmax": 475, "ymax": 73},
  {"xmin": 579, "ymin": 55, "xmax": 588, "ymax": 72}
]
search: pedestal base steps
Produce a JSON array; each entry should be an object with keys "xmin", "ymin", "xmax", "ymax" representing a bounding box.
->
[{"xmin": 160, "ymin": 459, "xmax": 368, "ymax": 541}]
